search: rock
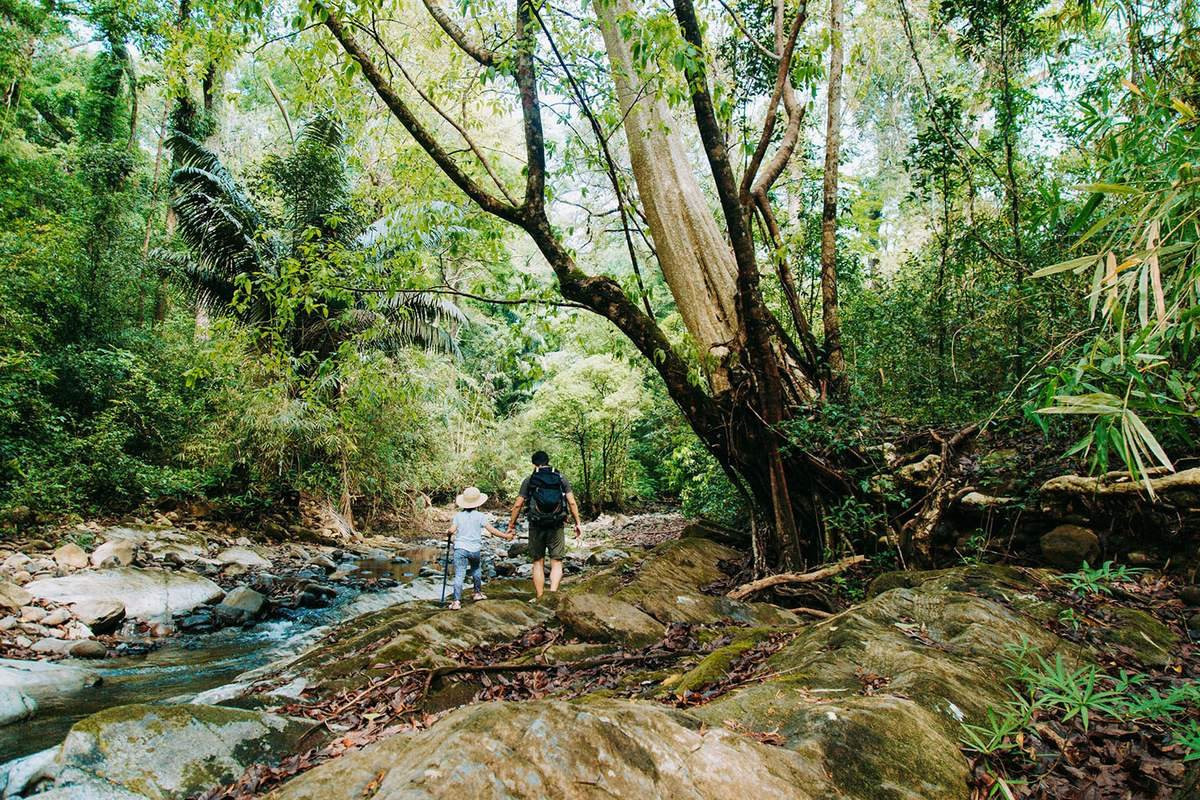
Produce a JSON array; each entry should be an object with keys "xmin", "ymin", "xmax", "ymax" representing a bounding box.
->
[
  {"xmin": 32, "ymin": 637, "xmax": 74, "ymax": 654},
  {"xmin": 515, "ymin": 563, "xmax": 534, "ymax": 579},
  {"xmin": 26, "ymin": 568, "xmax": 222, "ymax": 621},
  {"xmin": 0, "ymin": 579, "xmax": 32, "ymax": 612},
  {"xmin": 507, "ymin": 540, "xmax": 529, "ymax": 558},
  {"xmin": 1, "ymin": 553, "xmax": 32, "ymax": 574},
  {"xmin": 897, "ymin": 453, "xmax": 942, "ymax": 489},
  {"xmin": 0, "ymin": 745, "xmax": 58, "ymax": 796},
  {"xmin": 1040, "ymin": 524, "xmax": 1100, "ymax": 569},
  {"xmin": 11, "ymin": 571, "xmax": 30, "ymax": 584},
  {"xmin": 70, "ymin": 599, "xmax": 125, "ymax": 633},
  {"xmin": 0, "ymin": 685, "xmax": 37, "ymax": 725},
  {"xmin": 1181, "ymin": 585, "xmax": 1200, "ymax": 606},
  {"xmin": 20, "ymin": 605, "xmax": 46, "ymax": 623},
  {"xmin": 1187, "ymin": 612, "xmax": 1200, "ymax": 632},
  {"xmin": 53, "ymin": 543, "xmax": 89, "ymax": 571},
  {"xmin": 67, "ymin": 640, "xmax": 107, "ymax": 659},
  {"xmin": 62, "ymin": 620, "xmax": 93, "ymax": 640},
  {"xmin": 90, "ymin": 539, "xmax": 136, "ymax": 568},
  {"xmin": 271, "ymin": 699, "xmax": 834, "ymax": 800},
  {"xmin": 216, "ymin": 586, "xmax": 267, "ymax": 621},
  {"xmin": 0, "ymin": 658, "xmax": 101, "ymax": 703},
  {"xmin": 1127, "ymin": 550, "xmax": 1157, "ymax": 567},
  {"xmin": 308, "ymin": 555, "xmax": 336, "ymax": 573},
  {"xmin": 586, "ymin": 548, "xmax": 630, "ymax": 566},
  {"xmin": 0, "ymin": 615, "xmax": 14, "ymax": 630},
  {"xmin": 216, "ymin": 547, "xmax": 272, "ymax": 569},
  {"xmin": 41, "ymin": 607, "xmax": 71, "ymax": 627},
  {"xmin": 554, "ymin": 592, "xmax": 666, "ymax": 647},
  {"xmin": 50, "ymin": 703, "xmax": 312, "ymax": 799}
]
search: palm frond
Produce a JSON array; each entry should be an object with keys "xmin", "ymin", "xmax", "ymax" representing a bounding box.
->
[
  {"xmin": 299, "ymin": 112, "xmax": 345, "ymax": 151},
  {"xmin": 363, "ymin": 293, "xmax": 467, "ymax": 356},
  {"xmin": 170, "ymin": 165, "xmax": 261, "ymax": 231}
]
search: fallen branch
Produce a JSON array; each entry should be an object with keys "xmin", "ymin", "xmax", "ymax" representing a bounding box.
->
[{"xmin": 726, "ymin": 555, "xmax": 866, "ymax": 601}]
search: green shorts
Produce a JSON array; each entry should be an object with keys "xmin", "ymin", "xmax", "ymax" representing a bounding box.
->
[{"xmin": 528, "ymin": 524, "xmax": 566, "ymax": 561}]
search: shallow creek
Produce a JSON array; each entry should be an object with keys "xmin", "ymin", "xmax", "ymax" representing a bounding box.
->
[{"xmin": 1, "ymin": 546, "xmax": 446, "ymax": 762}]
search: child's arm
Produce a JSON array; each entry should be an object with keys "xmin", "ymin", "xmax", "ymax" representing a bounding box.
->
[{"xmin": 484, "ymin": 523, "xmax": 512, "ymax": 540}]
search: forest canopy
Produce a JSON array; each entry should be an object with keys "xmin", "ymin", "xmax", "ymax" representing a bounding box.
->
[{"xmin": 1, "ymin": 0, "xmax": 1196, "ymax": 565}]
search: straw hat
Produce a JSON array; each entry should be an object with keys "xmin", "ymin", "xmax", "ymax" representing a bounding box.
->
[{"xmin": 455, "ymin": 486, "xmax": 488, "ymax": 509}]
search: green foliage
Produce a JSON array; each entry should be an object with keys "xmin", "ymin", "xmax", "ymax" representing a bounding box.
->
[
  {"xmin": 1057, "ymin": 560, "xmax": 1146, "ymax": 596},
  {"xmin": 527, "ymin": 354, "xmax": 650, "ymax": 513}
]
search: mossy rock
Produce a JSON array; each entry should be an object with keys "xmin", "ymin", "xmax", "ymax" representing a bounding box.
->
[
  {"xmin": 1096, "ymin": 604, "xmax": 1177, "ymax": 667},
  {"xmin": 52, "ymin": 703, "xmax": 311, "ymax": 799},
  {"xmin": 268, "ymin": 698, "xmax": 835, "ymax": 799},
  {"xmin": 672, "ymin": 627, "xmax": 777, "ymax": 696}
]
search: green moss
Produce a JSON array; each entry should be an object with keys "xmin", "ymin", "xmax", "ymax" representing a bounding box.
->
[
  {"xmin": 673, "ymin": 628, "xmax": 775, "ymax": 696},
  {"xmin": 1100, "ymin": 605, "xmax": 1178, "ymax": 667}
]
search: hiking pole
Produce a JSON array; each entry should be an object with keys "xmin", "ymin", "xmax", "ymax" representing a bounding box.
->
[{"xmin": 439, "ymin": 532, "xmax": 452, "ymax": 606}]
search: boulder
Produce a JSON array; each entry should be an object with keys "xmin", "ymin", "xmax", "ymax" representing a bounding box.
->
[
  {"xmin": 53, "ymin": 543, "xmax": 90, "ymax": 570},
  {"xmin": 270, "ymin": 699, "xmax": 832, "ymax": 800},
  {"xmin": 20, "ymin": 605, "xmax": 46, "ymax": 623},
  {"xmin": 26, "ymin": 568, "xmax": 222, "ymax": 621},
  {"xmin": 50, "ymin": 703, "xmax": 312, "ymax": 800},
  {"xmin": 0, "ymin": 579, "xmax": 31, "ymax": 612},
  {"xmin": 0, "ymin": 685, "xmax": 37, "ymax": 726},
  {"xmin": 1182, "ymin": 585, "xmax": 1200, "ymax": 607},
  {"xmin": 68, "ymin": 640, "xmax": 107, "ymax": 659},
  {"xmin": 0, "ymin": 658, "xmax": 101, "ymax": 703},
  {"xmin": 216, "ymin": 547, "xmax": 272, "ymax": 569},
  {"xmin": 0, "ymin": 746, "xmax": 58, "ymax": 796},
  {"xmin": 586, "ymin": 548, "xmax": 630, "ymax": 566},
  {"xmin": 68, "ymin": 598, "xmax": 121, "ymax": 630},
  {"xmin": 216, "ymin": 586, "xmax": 267, "ymax": 621},
  {"xmin": 31, "ymin": 637, "xmax": 73, "ymax": 655},
  {"xmin": 507, "ymin": 540, "xmax": 529, "ymax": 558},
  {"xmin": 90, "ymin": 539, "xmax": 136, "ymax": 568},
  {"xmin": 42, "ymin": 607, "xmax": 72, "ymax": 627},
  {"xmin": 1, "ymin": 553, "xmax": 32, "ymax": 574},
  {"xmin": 1040, "ymin": 524, "xmax": 1101, "ymax": 569},
  {"xmin": 554, "ymin": 592, "xmax": 665, "ymax": 647}
]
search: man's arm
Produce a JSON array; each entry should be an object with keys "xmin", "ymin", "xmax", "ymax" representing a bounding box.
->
[
  {"xmin": 565, "ymin": 492, "xmax": 583, "ymax": 539},
  {"xmin": 506, "ymin": 496, "xmax": 525, "ymax": 534}
]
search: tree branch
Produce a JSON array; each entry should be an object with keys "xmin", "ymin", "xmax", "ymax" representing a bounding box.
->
[
  {"xmin": 324, "ymin": 11, "xmax": 522, "ymax": 224},
  {"xmin": 420, "ymin": 0, "xmax": 498, "ymax": 67},
  {"xmin": 727, "ymin": 555, "xmax": 865, "ymax": 600}
]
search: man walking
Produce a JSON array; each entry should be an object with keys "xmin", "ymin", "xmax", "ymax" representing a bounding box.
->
[{"xmin": 506, "ymin": 451, "xmax": 583, "ymax": 599}]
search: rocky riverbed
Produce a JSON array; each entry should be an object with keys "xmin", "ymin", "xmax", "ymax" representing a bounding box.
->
[{"xmin": 2, "ymin": 514, "xmax": 1197, "ymax": 799}]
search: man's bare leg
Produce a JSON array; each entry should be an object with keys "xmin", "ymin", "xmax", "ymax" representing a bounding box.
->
[
  {"xmin": 549, "ymin": 559, "xmax": 563, "ymax": 592},
  {"xmin": 532, "ymin": 558, "xmax": 545, "ymax": 598}
]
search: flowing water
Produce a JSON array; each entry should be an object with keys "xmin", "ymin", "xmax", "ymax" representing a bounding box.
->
[{"xmin": 0, "ymin": 546, "xmax": 447, "ymax": 763}]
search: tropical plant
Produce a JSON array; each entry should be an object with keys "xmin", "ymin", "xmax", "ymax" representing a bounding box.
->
[
  {"xmin": 161, "ymin": 113, "xmax": 465, "ymax": 367},
  {"xmin": 1058, "ymin": 560, "xmax": 1146, "ymax": 596}
]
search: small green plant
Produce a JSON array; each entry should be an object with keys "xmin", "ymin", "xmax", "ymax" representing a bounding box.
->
[
  {"xmin": 1056, "ymin": 607, "xmax": 1082, "ymax": 632},
  {"xmin": 958, "ymin": 692, "xmax": 1034, "ymax": 756},
  {"xmin": 956, "ymin": 531, "xmax": 990, "ymax": 566},
  {"xmin": 1058, "ymin": 561, "xmax": 1146, "ymax": 596},
  {"xmin": 1024, "ymin": 653, "xmax": 1125, "ymax": 730},
  {"xmin": 1176, "ymin": 721, "xmax": 1200, "ymax": 762}
]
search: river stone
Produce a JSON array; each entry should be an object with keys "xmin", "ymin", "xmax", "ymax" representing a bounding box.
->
[
  {"xmin": 1040, "ymin": 524, "xmax": 1100, "ymax": 569},
  {"xmin": 70, "ymin": 599, "xmax": 126, "ymax": 633},
  {"xmin": 0, "ymin": 686, "xmax": 37, "ymax": 725},
  {"xmin": 68, "ymin": 640, "xmax": 107, "ymax": 659},
  {"xmin": 0, "ymin": 658, "xmax": 101, "ymax": 702},
  {"xmin": 217, "ymin": 586, "xmax": 267, "ymax": 621},
  {"xmin": 268, "ymin": 698, "xmax": 832, "ymax": 800},
  {"xmin": 20, "ymin": 606, "xmax": 45, "ymax": 623},
  {"xmin": 31, "ymin": 637, "xmax": 73, "ymax": 655},
  {"xmin": 42, "ymin": 607, "xmax": 71, "ymax": 627},
  {"xmin": 53, "ymin": 543, "xmax": 89, "ymax": 571},
  {"xmin": 0, "ymin": 745, "xmax": 58, "ymax": 796},
  {"xmin": 26, "ymin": 568, "xmax": 223, "ymax": 621},
  {"xmin": 1, "ymin": 554, "xmax": 32, "ymax": 575},
  {"xmin": 51, "ymin": 703, "xmax": 312, "ymax": 800},
  {"xmin": 90, "ymin": 539, "xmax": 136, "ymax": 568},
  {"xmin": 553, "ymin": 592, "xmax": 665, "ymax": 647},
  {"xmin": 216, "ymin": 547, "xmax": 272, "ymax": 569},
  {"xmin": 0, "ymin": 580, "xmax": 31, "ymax": 612},
  {"xmin": 586, "ymin": 548, "xmax": 630, "ymax": 566}
]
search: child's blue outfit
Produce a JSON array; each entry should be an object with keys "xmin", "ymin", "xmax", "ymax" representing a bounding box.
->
[{"xmin": 452, "ymin": 509, "xmax": 488, "ymax": 601}]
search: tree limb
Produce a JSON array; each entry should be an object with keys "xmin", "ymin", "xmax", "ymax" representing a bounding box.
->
[
  {"xmin": 727, "ymin": 555, "xmax": 866, "ymax": 601},
  {"xmin": 420, "ymin": 0, "xmax": 498, "ymax": 67}
]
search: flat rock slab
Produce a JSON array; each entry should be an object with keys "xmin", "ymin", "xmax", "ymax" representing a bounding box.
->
[
  {"xmin": 25, "ymin": 567, "xmax": 223, "ymax": 621},
  {"xmin": 268, "ymin": 698, "xmax": 832, "ymax": 800},
  {"xmin": 553, "ymin": 592, "xmax": 665, "ymax": 647},
  {"xmin": 0, "ymin": 658, "xmax": 101, "ymax": 703},
  {"xmin": 51, "ymin": 703, "xmax": 312, "ymax": 800}
]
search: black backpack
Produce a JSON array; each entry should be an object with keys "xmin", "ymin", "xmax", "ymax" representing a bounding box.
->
[{"xmin": 527, "ymin": 469, "xmax": 567, "ymax": 525}]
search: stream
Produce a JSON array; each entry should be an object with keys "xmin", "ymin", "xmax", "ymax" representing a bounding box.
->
[{"xmin": 0, "ymin": 546, "xmax": 446, "ymax": 763}]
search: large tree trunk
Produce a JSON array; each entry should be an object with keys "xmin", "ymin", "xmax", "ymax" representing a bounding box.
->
[{"xmin": 594, "ymin": 0, "xmax": 741, "ymax": 392}]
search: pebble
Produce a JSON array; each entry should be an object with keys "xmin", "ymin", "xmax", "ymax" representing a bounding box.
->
[
  {"xmin": 20, "ymin": 606, "xmax": 46, "ymax": 623},
  {"xmin": 68, "ymin": 640, "xmax": 107, "ymax": 659},
  {"xmin": 1180, "ymin": 585, "xmax": 1200, "ymax": 607}
]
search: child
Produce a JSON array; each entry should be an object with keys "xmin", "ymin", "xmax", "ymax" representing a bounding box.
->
[{"xmin": 447, "ymin": 486, "xmax": 512, "ymax": 610}]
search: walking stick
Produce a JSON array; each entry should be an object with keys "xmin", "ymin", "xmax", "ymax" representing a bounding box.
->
[{"xmin": 440, "ymin": 532, "xmax": 452, "ymax": 606}]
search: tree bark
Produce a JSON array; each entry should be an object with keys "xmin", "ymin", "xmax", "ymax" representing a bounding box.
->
[
  {"xmin": 820, "ymin": 0, "xmax": 847, "ymax": 397},
  {"xmin": 594, "ymin": 0, "xmax": 741, "ymax": 391}
]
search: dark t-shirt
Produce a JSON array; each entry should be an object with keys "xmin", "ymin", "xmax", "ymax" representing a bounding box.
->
[{"xmin": 518, "ymin": 468, "xmax": 572, "ymax": 500}]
